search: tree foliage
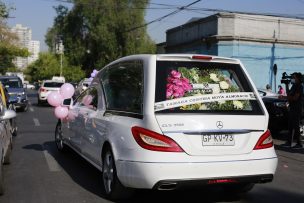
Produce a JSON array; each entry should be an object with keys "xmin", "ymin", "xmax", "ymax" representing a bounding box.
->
[
  {"xmin": 25, "ymin": 52, "xmax": 85, "ymax": 83},
  {"xmin": 46, "ymin": 0, "xmax": 156, "ymax": 73}
]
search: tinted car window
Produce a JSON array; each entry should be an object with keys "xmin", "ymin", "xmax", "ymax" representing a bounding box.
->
[
  {"xmin": 101, "ymin": 60, "xmax": 143, "ymax": 114},
  {"xmin": 43, "ymin": 82, "xmax": 64, "ymax": 88},
  {"xmin": 0, "ymin": 78, "xmax": 22, "ymax": 88},
  {"xmin": 155, "ymin": 61, "xmax": 263, "ymax": 115}
]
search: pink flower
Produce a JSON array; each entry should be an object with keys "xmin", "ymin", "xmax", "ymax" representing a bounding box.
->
[
  {"xmin": 166, "ymin": 70, "xmax": 192, "ymax": 99},
  {"xmin": 171, "ymin": 70, "xmax": 181, "ymax": 79},
  {"xmin": 166, "ymin": 84, "xmax": 174, "ymax": 90},
  {"xmin": 166, "ymin": 89, "xmax": 173, "ymax": 98},
  {"xmin": 181, "ymin": 78, "xmax": 189, "ymax": 83}
]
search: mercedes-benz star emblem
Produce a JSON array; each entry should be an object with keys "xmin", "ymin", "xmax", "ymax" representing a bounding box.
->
[{"xmin": 216, "ymin": 121, "xmax": 223, "ymax": 129}]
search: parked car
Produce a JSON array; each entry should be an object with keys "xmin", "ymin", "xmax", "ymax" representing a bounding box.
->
[
  {"xmin": 74, "ymin": 78, "xmax": 91, "ymax": 98},
  {"xmin": 56, "ymin": 54, "xmax": 277, "ymax": 200},
  {"xmin": 0, "ymin": 76, "xmax": 28, "ymax": 112},
  {"xmin": 0, "ymin": 83, "xmax": 17, "ymax": 136},
  {"xmin": 38, "ymin": 80, "xmax": 64, "ymax": 105},
  {"xmin": 0, "ymin": 94, "xmax": 17, "ymax": 195},
  {"xmin": 258, "ymin": 89, "xmax": 280, "ymax": 97},
  {"xmin": 24, "ymin": 83, "xmax": 35, "ymax": 90},
  {"xmin": 261, "ymin": 95, "xmax": 288, "ymax": 136}
]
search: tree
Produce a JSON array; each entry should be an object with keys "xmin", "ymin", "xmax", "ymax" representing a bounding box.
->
[
  {"xmin": 25, "ymin": 52, "xmax": 85, "ymax": 83},
  {"xmin": 0, "ymin": 1, "xmax": 29, "ymax": 74},
  {"xmin": 46, "ymin": 0, "xmax": 156, "ymax": 74}
]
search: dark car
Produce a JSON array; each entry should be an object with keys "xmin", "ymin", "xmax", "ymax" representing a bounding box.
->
[
  {"xmin": 0, "ymin": 76, "xmax": 28, "ymax": 112},
  {"xmin": 262, "ymin": 96, "xmax": 288, "ymax": 136},
  {"xmin": 258, "ymin": 89, "xmax": 304, "ymax": 140}
]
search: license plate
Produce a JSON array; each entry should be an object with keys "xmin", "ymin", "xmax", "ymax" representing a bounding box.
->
[{"xmin": 202, "ymin": 134, "xmax": 235, "ymax": 146}]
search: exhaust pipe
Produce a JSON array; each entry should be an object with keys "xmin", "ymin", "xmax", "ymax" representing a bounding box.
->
[{"xmin": 157, "ymin": 182, "xmax": 178, "ymax": 190}]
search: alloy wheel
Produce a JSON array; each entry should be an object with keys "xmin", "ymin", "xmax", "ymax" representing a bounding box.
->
[
  {"xmin": 55, "ymin": 123, "xmax": 64, "ymax": 150},
  {"xmin": 103, "ymin": 151, "xmax": 114, "ymax": 195}
]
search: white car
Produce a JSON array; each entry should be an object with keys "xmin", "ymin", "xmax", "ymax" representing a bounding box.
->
[
  {"xmin": 38, "ymin": 80, "xmax": 64, "ymax": 105},
  {"xmin": 56, "ymin": 54, "xmax": 278, "ymax": 200}
]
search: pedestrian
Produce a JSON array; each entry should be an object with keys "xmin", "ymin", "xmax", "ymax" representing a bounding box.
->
[
  {"xmin": 266, "ymin": 84, "xmax": 272, "ymax": 92},
  {"xmin": 280, "ymin": 72, "xmax": 303, "ymax": 149},
  {"xmin": 278, "ymin": 85, "xmax": 286, "ymax": 96}
]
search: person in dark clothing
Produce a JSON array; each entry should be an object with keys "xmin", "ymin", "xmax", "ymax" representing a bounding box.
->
[{"xmin": 280, "ymin": 72, "xmax": 303, "ymax": 149}]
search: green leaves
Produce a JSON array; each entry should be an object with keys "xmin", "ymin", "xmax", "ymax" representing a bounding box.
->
[
  {"xmin": 46, "ymin": 0, "xmax": 156, "ymax": 72},
  {"xmin": 25, "ymin": 52, "xmax": 85, "ymax": 83}
]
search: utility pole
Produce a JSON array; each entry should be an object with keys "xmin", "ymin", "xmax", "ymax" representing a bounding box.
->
[{"xmin": 56, "ymin": 40, "xmax": 64, "ymax": 77}]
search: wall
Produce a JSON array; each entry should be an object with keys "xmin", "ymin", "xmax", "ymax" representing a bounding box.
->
[{"xmin": 218, "ymin": 41, "xmax": 304, "ymax": 90}]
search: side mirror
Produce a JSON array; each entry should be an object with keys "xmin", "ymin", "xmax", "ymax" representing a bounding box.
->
[
  {"xmin": 62, "ymin": 98, "xmax": 73, "ymax": 107},
  {"xmin": 1, "ymin": 109, "xmax": 16, "ymax": 121}
]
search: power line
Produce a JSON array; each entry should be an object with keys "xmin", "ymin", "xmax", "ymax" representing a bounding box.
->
[{"xmin": 126, "ymin": 0, "xmax": 202, "ymax": 32}]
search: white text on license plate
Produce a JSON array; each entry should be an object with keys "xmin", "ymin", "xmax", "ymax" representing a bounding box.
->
[{"xmin": 202, "ymin": 134, "xmax": 235, "ymax": 146}]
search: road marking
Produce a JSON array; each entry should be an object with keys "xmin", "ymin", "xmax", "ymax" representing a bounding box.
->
[
  {"xmin": 30, "ymin": 107, "xmax": 34, "ymax": 112},
  {"xmin": 43, "ymin": 145, "xmax": 61, "ymax": 172},
  {"xmin": 33, "ymin": 118, "xmax": 40, "ymax": 126}
]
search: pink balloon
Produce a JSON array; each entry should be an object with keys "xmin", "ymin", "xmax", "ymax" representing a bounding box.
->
[
  {"xmin": 60, "ymin": 83, "xmax": 75, "ymax": 99},
  {"xmin": 47, "ymin": 91, "xmax": 63, "ymax": 107},
  {"xmin": 54, "ymin": 106, "xmax": 69, "ymax": 119},
  {"xmin": 82, "ymin": 95, "xmax": 93, "ymax": 106}
]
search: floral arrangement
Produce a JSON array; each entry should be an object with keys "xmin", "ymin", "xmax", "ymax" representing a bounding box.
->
[
  {"xmin": 165, "ymin": 67, "xmax": 250, "ymax": 111},
  {"xmin": 166, "ymin": 70, "xmax": 193, "ymax": 99}
]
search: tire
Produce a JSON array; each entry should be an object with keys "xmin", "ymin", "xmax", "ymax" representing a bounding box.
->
[
  {"xmin": 55, "ymin": 121, "xmax": 65, "ymax": 152},
  {"xmin": 0, "ymin": 162, "xmax": 4, "ymax": 195},
  {"xmin": 102, "ymin": 147, "xmax": 133, "ymax": 200},
  {"xmin": 3, "ymin": 142, "xmax": 12, "ymax": 165},
  {"xmin": 22, "ymin": 104, "xmax": 28, "ymax": 112},
  {"xmin": 37, "ymin": 99, "xmax": 42, "ymax": 106}
]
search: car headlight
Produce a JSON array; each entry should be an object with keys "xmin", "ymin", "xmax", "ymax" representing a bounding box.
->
[{"xmin": 274, "ymin": 102, "xmax": 287, "ymax": 108}]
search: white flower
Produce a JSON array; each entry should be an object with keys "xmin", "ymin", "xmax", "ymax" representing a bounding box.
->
[
  {"xmin": 199, "ymin": 104, "xmax": 208, "ymax": 110},
  {"xmin": 219, "ymin": 81, "xmax": 229, "ymax": 90},
  {"xmin": 209, "ymin": 73, "xmax": 219, "ymax": 82},
  {"xmin": 233, "ymin": 100, "xmax": 244, "ymax": 109},
  {"xmin": 218, "ymin": 100, "xmax": 226, "ymax": 105}
]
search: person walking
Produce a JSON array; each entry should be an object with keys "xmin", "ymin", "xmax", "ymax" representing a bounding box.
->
[{"xmin": 280, "ymin": 72, "xmax": 303, "ymax": 149}]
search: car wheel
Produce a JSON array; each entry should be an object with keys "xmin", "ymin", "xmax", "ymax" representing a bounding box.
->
[
  {"xmin": 0, "ymin": 162, "xmax": 4, "ymax": 195},
  {"xmin": 3, "ymin": 141, "xmax": 12, "ymax": 165},
  {"xmin": 102, "ymin": 147, "xmax": 133, "ymax": 200},
  {"xmin": 22, "ymin": 104, "xmax": 28, "ymax": 112},
  {"xmin": 55, "ymin": 121, "xmax": 65, "ymax": 152}
]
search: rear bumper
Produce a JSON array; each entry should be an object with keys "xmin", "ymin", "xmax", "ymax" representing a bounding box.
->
[
  {"xmin": 153, "ymin": 174, "xmax": 273, "ymax": 190},
  {"xmin": 116, "ymin": 157, "xmax": 278, "ymax": 189}
]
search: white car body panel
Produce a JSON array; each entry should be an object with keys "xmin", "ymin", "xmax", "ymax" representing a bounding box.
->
[{"xmin": 60, "ymin": 54, "xmax": 278, "ymax": 190}]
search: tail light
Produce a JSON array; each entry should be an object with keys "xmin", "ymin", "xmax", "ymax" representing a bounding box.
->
[
  {"xmin": 39, "ymin": 87, "xmax": 47, "ymax": 92},
  {"xmin": 192, "ymin": 55, "xmax": 213, "ymax": 60},
  {"xmin": 254, "ymin": 130, "xmax": 273, "ymax": 150},
  {"xmin": 131, "ymin": 126, "xmax": 184, "ymax": 152}
]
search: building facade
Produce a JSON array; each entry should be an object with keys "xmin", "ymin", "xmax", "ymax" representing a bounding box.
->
[
  {"xmin": 165, "ymin": 12, "xmax": 304, "ymax": 90},
  {"xmin": 11, "ymin": 24, "xmax": 40, "ymax": 69}
]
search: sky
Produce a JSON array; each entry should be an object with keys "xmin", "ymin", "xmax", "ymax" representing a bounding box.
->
[{"xmin": 3, "ymin": 0, "xmax": 304, "ymax": 51}]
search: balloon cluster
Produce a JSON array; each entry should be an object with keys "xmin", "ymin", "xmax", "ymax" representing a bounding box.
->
[
  {"xmin": 47, "ymin": 83, "xmax": 75, "ymax": 119},
  {"xmin": 88, "ymin": 69, "xmax": 98, "ymax": 83}
]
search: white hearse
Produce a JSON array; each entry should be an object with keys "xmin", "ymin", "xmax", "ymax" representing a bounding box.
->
[{"xmin": 56, "ymin": 54, "xmax": 278, "ymax": 200}]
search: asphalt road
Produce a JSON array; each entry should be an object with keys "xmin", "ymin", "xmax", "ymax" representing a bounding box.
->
[{"xmin": 0, "ymin": 90, "xmax": 303, "ymax": 203}]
